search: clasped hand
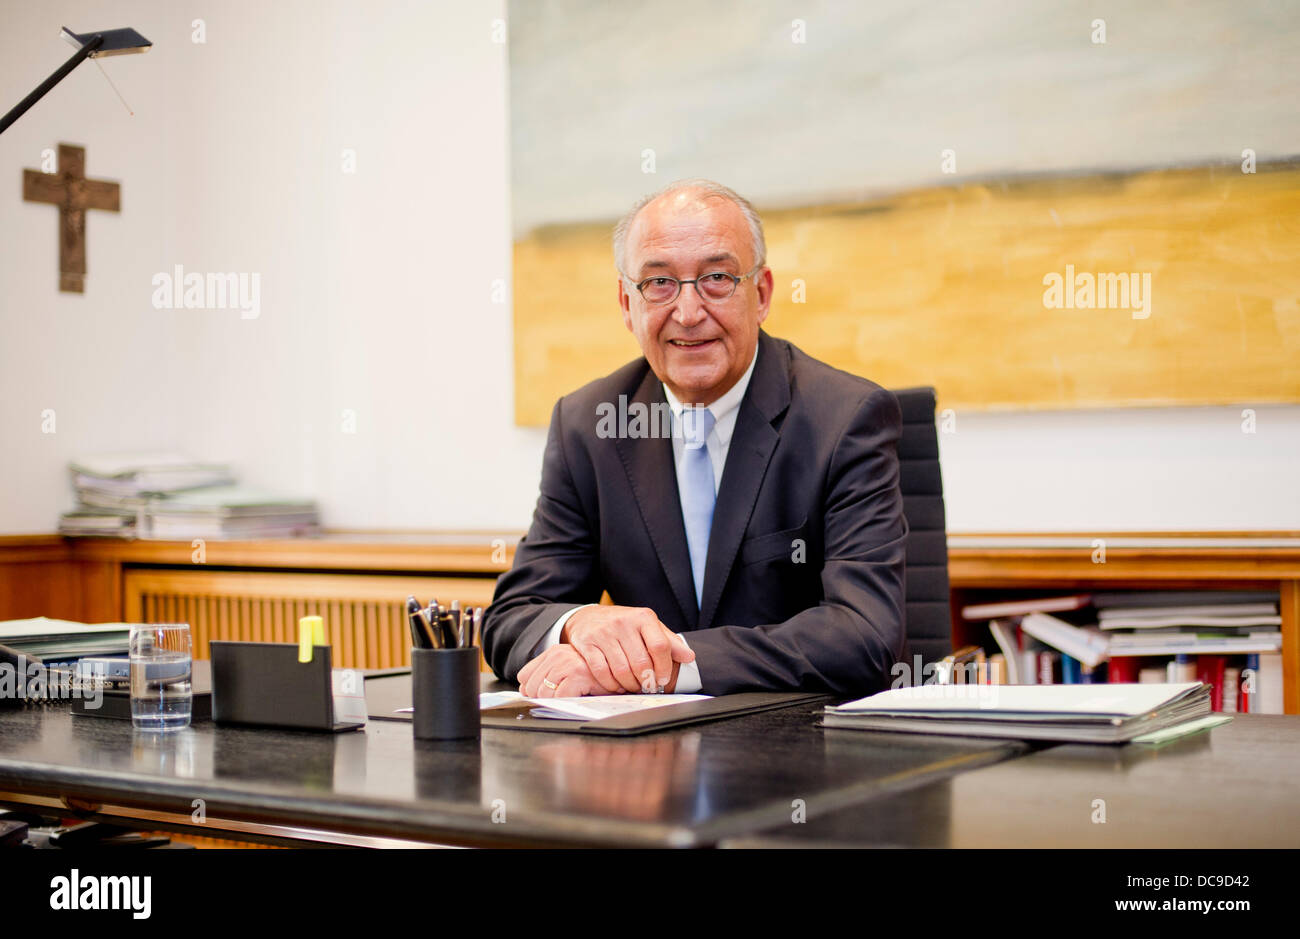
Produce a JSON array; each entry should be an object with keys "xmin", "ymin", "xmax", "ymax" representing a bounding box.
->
[{"xmin": 517, "ymin": 605, "xmax": 695, "ymax": 698}]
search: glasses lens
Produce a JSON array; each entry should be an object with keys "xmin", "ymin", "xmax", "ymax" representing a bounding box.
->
[
  {"xmin": 640, "ymin": 277, "xmax": 679, "ymax": 303},
  {"xmin": 697, "ymin": 272, "xmax": 737, "ymax": 300}
]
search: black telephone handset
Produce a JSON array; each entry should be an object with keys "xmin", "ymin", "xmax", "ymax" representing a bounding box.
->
[{"xmin": 0, "ymin": 642, "xmax": 43, "ymax": 708}]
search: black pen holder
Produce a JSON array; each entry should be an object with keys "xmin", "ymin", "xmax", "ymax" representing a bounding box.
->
[{"xmin": 411, "ymin": 647, "xmax": 480, "ymax": 741}]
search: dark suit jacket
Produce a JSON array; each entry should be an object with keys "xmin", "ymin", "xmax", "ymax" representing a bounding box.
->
[{"xmin": 482, "ymin": 329, "xmax": 907, "ymax": 696}]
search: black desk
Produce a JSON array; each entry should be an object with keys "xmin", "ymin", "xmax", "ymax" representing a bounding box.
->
[
  {"xmin": 0, "ymin": 675, "xmax": 1025, "ymax": 848},
  {"xmin": 723, "ymin": 715, "xmax": 1300, "ymax": 848}
]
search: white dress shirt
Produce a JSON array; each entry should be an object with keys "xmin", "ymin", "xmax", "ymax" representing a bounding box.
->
[{"xmin": 534, "ymin": 344, "xmax": 760, "ymax": 695}]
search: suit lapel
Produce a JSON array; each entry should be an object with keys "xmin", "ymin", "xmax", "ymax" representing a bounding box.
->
[
  {"xmin": 614, "ymin": 366, "xmax": 698, "ymax": 626},
  {"xmin": 698, "ymin": 332, "xmax": 791, "ymax": 627}
]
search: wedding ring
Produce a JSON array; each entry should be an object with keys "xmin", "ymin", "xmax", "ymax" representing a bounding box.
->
[{"xmin": 542, "ymin": 678, "xmax": 558, "ymax": 690}]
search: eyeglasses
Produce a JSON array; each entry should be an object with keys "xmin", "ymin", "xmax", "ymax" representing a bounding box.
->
[{"xmin": 624, "ymin": 263, "xmax": 764, "ymax": 305}]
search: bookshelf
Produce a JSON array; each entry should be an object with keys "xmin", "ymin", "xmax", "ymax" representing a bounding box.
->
[{"xmin": 947, "ymin": 532, "xmax": 1300, "ymax": 713}]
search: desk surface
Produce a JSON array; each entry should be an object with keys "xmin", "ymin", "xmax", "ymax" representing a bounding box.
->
[
  {"xmin": 723, "ymin": 714, "xmax": 1300, "ymax": 848},
  {"xmin": 0, "ymin": 676, "xmax": 1025, "ymax": 848}
]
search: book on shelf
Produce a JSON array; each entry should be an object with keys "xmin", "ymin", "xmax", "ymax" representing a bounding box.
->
[
  {"xmin": 1020, "ymin": 612, "xmax": 1108, "ymax": 668},
  {"xmin": 962, "ymin": 589, "xmax": 1287, "ymax": 714},
  {"xmin": 961, "ymin": 594, "xmax": 1092, "ymax": 620},
  {"xmin": 1100, "ymin": 613, "xmax": 1281, "ymax": 630},
  {"xmin": 1091, "ymin": 590, "xmax": 1281, "ymax": 610},
  {"xmin": 1107, "ymin": 631, "xmax": 1281, "ymax": 656}
]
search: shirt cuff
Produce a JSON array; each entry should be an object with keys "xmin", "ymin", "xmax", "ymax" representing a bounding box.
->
[
  {"xmin": 673, "ymin": 632, "xmax": 702, "ymax": 693},
  {"xmin": 531, "ymin": 604, "xmax": 596, "ymax": 658}
]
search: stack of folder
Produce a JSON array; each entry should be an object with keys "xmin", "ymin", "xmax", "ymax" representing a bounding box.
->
[
  {"xmin": 60, "ymin": 452, "xmax": 235, "ymax": 537},
  {"xmin": 823, "ymin": 682, "xmax": 1213, "ymax": 744},
  {"xmin": 144, "ymin": 486, "xmax": 320, "ymax": 540},
  {"xmin": 0, "ymin": 617, "xmax": 131, "ymax": 660},
  {"xmin": 58, "ymin": 452, "xmax": 319, "ymax": 540}
]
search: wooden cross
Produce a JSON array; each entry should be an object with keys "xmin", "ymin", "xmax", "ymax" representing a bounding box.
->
[{"xmin": 22, "ymin": 143, "xmax": 120, "ymax": 293}]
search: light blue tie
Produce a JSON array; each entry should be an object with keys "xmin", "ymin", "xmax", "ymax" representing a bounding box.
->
[{"xmin": 679, "ymin": 406, "xmax": 716, "ymax": 608}]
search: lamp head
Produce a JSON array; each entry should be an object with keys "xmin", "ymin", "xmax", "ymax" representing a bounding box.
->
[{"xmin": 60, "ymin": 26, "xmax": 152, "ymax": 57}]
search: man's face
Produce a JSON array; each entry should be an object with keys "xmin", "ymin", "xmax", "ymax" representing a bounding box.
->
[{"xmin": 619, "ymin": 190, "xmax": 773, "ymax": 406}]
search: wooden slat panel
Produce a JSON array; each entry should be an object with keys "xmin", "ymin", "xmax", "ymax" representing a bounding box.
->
[
  {"xmin": 67, "ymin": 532, "xmax": 518, "ymax": 574},
  {"xmin": 366, "ymin": 603, "xmax": 380, "ymax": 669},
  {"xmin": 381, "ymin": 604, "xmax": 391, "ymax": 667},
  {"xmin": 118, "ymin": 571, "xmax": 494, "ymax": 668},
  {"xmin": 358, "ymin": 600, "xmax": 373, "ymax": 670},
  {"xmin": 122, "ymin": 570, "xmax": 498, "ymax": 603},
  {"xmin": 1282, "ymin": 580, "xmax": 1299, "ymax": 715},
  {"xmin": 272, "ymin": 597, "xmax": 283, "ymax": 645},
  {"xmin": 344, "ymin": 598, "xmax": 358, "ymax": 668},
  {"xmin": 333, "ymin": 599, "xmax": 349, "ymax": 668}
]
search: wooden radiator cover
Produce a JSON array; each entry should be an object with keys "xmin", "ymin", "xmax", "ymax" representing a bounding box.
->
[{"xmin": 124, "ymin": 569, "xmax": 497, "ymax": 670}]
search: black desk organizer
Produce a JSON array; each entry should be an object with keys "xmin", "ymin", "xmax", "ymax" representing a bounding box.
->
[{"xmin": 210, "ymin": 640, "xmax": 363, "ymax": 733}]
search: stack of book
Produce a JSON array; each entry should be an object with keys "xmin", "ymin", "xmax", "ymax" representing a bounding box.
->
[
  {"xmin": 963, "ymin": 594, "xmax": 1103, "ymax": 686},
  {"xmin": 1097, "ymin": 591, "xmax": 1281, "ymax": 656},
  {"xmin": 58, "ymin": 453, "xmax": 319, "ymax": 541},
  {"xmin": 1097, "ymin": 591, "xmax": 1282, "ymax": 714},
  {"xmin": 960, "ymin": 591, "xmax": 1285, "ymax": 714}
]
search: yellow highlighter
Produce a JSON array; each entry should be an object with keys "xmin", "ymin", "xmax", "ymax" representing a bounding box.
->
[{"xmin": 298, "ymin": 615, "xmax": 325, "ymax": 663}]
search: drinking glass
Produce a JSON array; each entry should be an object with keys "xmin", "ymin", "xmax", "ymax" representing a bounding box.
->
[{"xmin": 129, "ymin": 623, "xmax": 192, "ymax": 732}]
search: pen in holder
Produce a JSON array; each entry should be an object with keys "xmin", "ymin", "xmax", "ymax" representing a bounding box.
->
[{"xmin": 411, "ymin": 647, "xmax": 480, "ymax": 741}]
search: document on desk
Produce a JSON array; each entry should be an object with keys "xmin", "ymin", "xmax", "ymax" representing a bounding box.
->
[
  {"xmin": 394, "ymin": 692, "xmax": 712, "ymax": 720},
  {"xmin": 517, "ymin": 694, "xmax": 711, "ymax": 721},
  {"xmin": 830, "ymin": 682, "xmax": 1204, "ymax": 719},
  {"xmin": 823, "ymin": 682, "xmax": 1212, "ymax": 744}
]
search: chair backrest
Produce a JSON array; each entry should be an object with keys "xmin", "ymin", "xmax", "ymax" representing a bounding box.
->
[{"xmin": 891, "ymin": 387, "xmax": 951, "ymax": 680}]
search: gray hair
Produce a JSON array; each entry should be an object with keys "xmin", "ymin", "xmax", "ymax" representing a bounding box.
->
[{"xmin": 612, "ymin": 178, "xmax": 767, "ymax": 280}]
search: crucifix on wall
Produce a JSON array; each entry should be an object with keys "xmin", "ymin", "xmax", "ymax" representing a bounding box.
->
[{"xmin": 22, "ymin": 143, "xmax": 120, "ymax": 293}]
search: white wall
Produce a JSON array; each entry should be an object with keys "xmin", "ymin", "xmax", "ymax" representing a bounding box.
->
[{"xmin": 1, "ymin": 0, "xmax": 1297, "ymax": 536}]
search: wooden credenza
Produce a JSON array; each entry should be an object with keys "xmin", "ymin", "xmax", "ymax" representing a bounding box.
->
[
  {"xmin": 0, "ymin": 533, "xmax": 510, "ymax": 669},
  {"xmin": 1, "ymin": 531, "xmax": 1297, "ymax": 711}
]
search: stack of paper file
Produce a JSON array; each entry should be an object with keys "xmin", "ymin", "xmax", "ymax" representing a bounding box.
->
[
  {"xmin": 58, "ymin": 507, "xmax": 140, "ymax": 538},
  {"xmin": 0, "ymin": 617, "xmax": 133, "ymax": 660},
  {"xmin": 71, "ymin": 452, "xmax": 235, "ymax": 503},
  {"xmin": 144, "ymin": 486, "xmax": 320, "ymax": 540},
  {"xmin": 60, "ymin": 452, "xmax": 235, "ymax": 537},
  {"xmin": 59, "ymin": 452, "xmax": 319, "ymax": 540},
  {"xmin": 823, "ymin": 682, "xmax": 1212, "ymax": 744}
]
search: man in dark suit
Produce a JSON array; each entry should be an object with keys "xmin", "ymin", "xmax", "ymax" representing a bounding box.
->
[{"xmin": 483, "ymin": 179, "xmax": 906, "ymax": 698}]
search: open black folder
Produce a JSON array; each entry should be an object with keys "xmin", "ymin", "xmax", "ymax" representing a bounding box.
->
[{"xmin": 365, "ymin": 672, "xmax": 826, "ymax": 736}]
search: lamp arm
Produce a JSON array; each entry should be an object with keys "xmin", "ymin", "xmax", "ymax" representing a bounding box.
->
[{"xmin": 0, "ymin": 33, "xmax": 105, "ymax": 136}]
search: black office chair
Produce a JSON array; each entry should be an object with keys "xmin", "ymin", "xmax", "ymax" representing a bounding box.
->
[{"xmin": 891, "ymin": 387, "xmax": 952, "ymax": 683}]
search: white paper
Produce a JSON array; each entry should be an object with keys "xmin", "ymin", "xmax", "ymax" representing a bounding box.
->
[
  {"xmin": 522, "ymin": 694, "xmax": 710, "ymax": 721},
  {"xmin": 396, "ymin": 691, "xmax": 712, "ymax": 720},
  {"xmin": 830, "ymin": 682, "xmax": 1203, "ymax": 717},
  {"xmin": 0, "ymin": 617, "xmax": 134, "ymax": 639}
]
